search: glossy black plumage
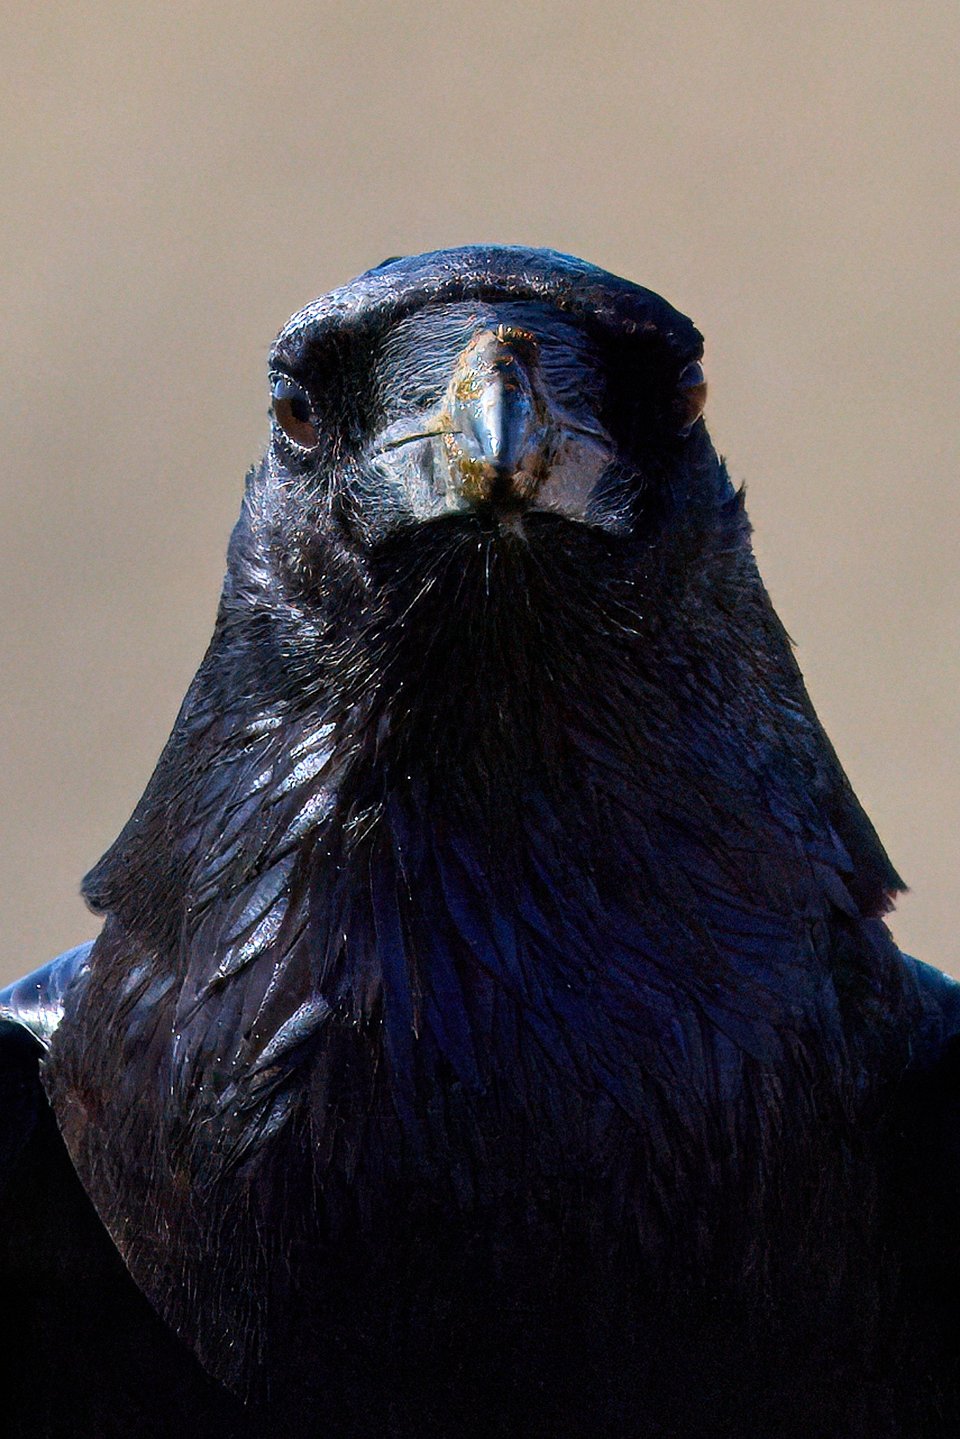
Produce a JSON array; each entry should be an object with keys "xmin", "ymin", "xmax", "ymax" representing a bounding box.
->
[{"xmin": 2, "ymin": 246, "xmax": 959, "ymax": 1436}]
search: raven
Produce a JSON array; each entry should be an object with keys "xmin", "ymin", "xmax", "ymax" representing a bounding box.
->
[{"xmin": 2, "ymin": 247, "xmax": 958, "ymax": 1438}]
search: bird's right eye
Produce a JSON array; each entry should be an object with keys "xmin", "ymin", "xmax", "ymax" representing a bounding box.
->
[{"xmin": 271, "ymin": 376, "xmax": 320, "ymax": 451}]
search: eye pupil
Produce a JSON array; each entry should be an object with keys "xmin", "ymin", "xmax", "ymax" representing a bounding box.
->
[{"xmin": 271, "ymin": 377, "xmax": 319, "ymax": 450}]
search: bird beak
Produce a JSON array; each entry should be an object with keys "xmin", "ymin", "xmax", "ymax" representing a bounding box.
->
[
  {"xmin": 372, "ymin": 324, "xmax": 614, "ymax": 523},
  {"xmin": 438, "ymin": 326, "xmax": 553, "ymax": 505}
]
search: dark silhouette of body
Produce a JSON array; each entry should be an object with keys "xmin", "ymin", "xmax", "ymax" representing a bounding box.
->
[{"xmin": 2, "ymin": 248, "xmax": 958, "ymax": 1437}]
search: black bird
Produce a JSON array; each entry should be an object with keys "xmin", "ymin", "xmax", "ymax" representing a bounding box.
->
[{"xmin": 2, "ymin": 246, "xmax": 958, "ymax": 1438}]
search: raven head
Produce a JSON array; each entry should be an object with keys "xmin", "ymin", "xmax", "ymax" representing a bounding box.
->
[
  {"xmin": 251, "ymin": 248, "xmax": 725, "ymax": 662},
  {"xmin": 265, "ymin": 247, "xmax": 710, "ymax": 548},
  {"xmin": 215, "ymin": 247, "xmax": 746, "ymax": 791}
]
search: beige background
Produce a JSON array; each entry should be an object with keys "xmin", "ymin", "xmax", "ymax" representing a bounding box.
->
[{"xmin": 1, "ymin": 3, "xmax": 956, "ymax": 985}]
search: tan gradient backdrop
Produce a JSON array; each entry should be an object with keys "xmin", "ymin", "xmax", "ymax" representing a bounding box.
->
[{"xmin": 0, "ymin": 3, "xmax": 957, "ymax": 986}]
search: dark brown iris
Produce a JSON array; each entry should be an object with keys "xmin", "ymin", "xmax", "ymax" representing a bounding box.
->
[
  {"xmin": 271, "ymin": 376, "xmax": 320, "ymax": 450},
  {"xmin": 676, "ymin": 361, "xmax": 708, "ymax": 433}
]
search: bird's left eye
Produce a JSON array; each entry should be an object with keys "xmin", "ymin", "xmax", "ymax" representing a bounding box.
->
[
  {"xmin": 271, "ymin": 376, "xmax": 320, "ymax": 450},
  {"xmin": 676, "ymin": 361, "xmax": 707, "ymax": 433}
]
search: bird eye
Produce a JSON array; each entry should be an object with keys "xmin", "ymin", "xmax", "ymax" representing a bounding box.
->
[
  {"xmin": 271, "ymin": 376, "xmax": 320, "ymax": 450},
  {"xmin": 676, "ymin": 361, "xmax": 707, "ymax": 433}
]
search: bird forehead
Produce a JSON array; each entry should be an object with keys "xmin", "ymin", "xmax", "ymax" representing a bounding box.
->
[
  {"xmin": 270, "ymin": 246, "xmax": 703, "ymax": 372},
  {"xmin": 373, "ymin": 301, "xmax": 603, "ymax": 417}
]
